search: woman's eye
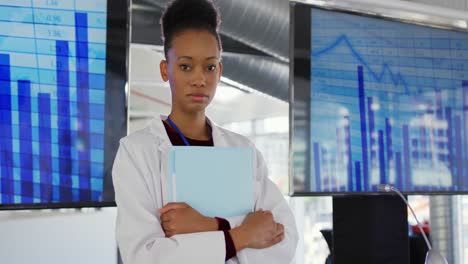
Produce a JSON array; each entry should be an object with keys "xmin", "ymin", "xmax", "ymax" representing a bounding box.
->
[
  {"xmin": 179, "ymin": 64, "xmax": 191, "ymax": 71},
  {"xmin": 207, "ymin": 65, "xmax": 216, "ymax": 71}
]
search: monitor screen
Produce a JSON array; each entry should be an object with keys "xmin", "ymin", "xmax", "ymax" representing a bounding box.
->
[
  {"xmin": 0, "ymin": 0, "xmax": 128, "ymax": 209},
  {"xmin": 290, "ymin": 2, "xmax": 468, "ymax": 194}
]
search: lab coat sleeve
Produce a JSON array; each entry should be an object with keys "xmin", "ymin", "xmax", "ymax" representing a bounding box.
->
[
  {"xmin": 235, "ymin": 149, "xmax": 299, "ymax": 264},
  {"xmin": 113, "ymin": 140, "xmax": 226, "ymax": 264}
]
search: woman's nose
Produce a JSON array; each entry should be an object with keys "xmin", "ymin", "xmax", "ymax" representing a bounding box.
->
[{"xmin": 191, "ymin": 67, "xmax": 206, "ymax": 87}]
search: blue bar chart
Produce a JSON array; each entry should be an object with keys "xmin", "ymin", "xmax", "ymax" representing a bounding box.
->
[
  {"xmin": 310, "ymin": 8, "xmax": 468, "ymax": 192},
  {"xmin": 0, "ymin": 0, "xmax": 107, "ymax": 204}
]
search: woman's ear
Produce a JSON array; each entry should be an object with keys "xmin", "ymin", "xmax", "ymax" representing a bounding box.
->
[
  {"xmin": 218, "ymin": 61, "xmax": 223, "ymax": 82},
  {"xmin": 160, "ymin": 60, "xmax": 168, "ymax": 82}
]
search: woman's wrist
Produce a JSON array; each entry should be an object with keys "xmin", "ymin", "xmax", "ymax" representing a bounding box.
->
[
  {"xmin": 228, "ymin": 226, "xmax": 250, "ymax": 252},
  {"xmin": 203, "ymin": 216, "xmax": 219, "ymax": 232}
]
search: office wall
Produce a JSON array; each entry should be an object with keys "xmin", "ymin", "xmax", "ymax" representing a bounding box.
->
[{"xmin": 0, "ymin": 208, "xmax": 117, "ymax": 264}]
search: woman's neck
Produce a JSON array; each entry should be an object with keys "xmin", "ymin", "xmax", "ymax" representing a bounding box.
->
[{"xmin": 167, "ymin": 110, "xmax": 211, "ymax": 140}]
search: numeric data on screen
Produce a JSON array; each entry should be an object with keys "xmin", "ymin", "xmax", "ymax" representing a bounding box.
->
[
  {"xmin": 0, "ymin": 0, "xmax": 108, "ymax": 204},
  {"xmin": 310, "ymin": 8, "xmax": 468, "ymax": 192}
]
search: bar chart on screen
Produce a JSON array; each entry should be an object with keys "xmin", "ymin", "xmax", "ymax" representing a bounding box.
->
[
  {"xmin": 0, "ymin": 0, "xmax": 108, "ymax": 204},
  {"xmin": 309, "ymin": 8, "xmax": 468, "ymax": 193}
]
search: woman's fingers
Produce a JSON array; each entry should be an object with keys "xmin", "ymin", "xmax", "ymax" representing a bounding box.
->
[{"xmin": 159, "ymin": 202, "xmax": 189, "ymax": 214}]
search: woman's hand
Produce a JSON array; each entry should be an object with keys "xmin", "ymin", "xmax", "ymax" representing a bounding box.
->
[
  {"xmin": 229, "ymin": 210, "xmax": 284, "ymax": 251},
  {"xmin": 159, "ymin": 202, "xmax": 218, "ymax": 237}
]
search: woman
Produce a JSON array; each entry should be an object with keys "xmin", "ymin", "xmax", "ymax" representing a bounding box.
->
[{"xmin": 112, "ymin": 0, "xmax": 298, "ymax": 263}]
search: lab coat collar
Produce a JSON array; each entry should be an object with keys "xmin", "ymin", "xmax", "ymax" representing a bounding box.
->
[{"xmin": 150, "ymin": 115, "xmax": 227, "ymax": 152}]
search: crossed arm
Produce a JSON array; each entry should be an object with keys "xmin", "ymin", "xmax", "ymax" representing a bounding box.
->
[{"xmin": 159, "ymin": 202, "xmax": 285, "ymax": 253}]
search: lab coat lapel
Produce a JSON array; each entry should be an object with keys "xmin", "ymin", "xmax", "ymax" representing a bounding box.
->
[
  {"xmin": 153, "ymin": 115, "xmax": 173, "ymax": 206},
  {"xmin": 207, "ymin": 117, "xmax": 227, "ymax": 147},
  {"xmin": 158, "ymin": 141, "xmax": 172, "ymax": 206}
]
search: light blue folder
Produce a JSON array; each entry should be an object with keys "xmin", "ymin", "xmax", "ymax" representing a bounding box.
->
[{"xmin": 167, "ymin": 146, "xmax": 254, "ymax": 218}]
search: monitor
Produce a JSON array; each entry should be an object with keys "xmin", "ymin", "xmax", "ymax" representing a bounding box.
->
[
  {"xmin": 0, "ymin": 0, "xmax": 128, "ymax": 209},
  {"xmin": 290, "ymin": 2, "xmax": 468, "ymax": 195}
]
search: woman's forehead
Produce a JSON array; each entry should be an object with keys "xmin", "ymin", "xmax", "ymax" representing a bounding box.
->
[{"xmin": 168, "ymin": 30, "xmax": 220, "ymax": 58}]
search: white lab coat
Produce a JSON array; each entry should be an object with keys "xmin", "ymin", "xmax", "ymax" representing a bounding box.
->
[{"xmin": 112, "ymin": 115, "xmax": 298, "ymax": 264}]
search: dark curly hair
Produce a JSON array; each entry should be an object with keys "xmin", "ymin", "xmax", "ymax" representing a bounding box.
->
[{"xmin": 160, "ymin": 0, "xmax": 222, "ymax": 58}]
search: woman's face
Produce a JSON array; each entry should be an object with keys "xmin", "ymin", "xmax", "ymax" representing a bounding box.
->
[{"xmin": 160, "ymin": 29, "xmax": 222, "ymax": 114}]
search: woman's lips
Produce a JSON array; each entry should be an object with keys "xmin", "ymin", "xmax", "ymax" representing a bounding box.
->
[{"xmin": 188, "ymin": 94, "xmax": 208, "ymax": 102}]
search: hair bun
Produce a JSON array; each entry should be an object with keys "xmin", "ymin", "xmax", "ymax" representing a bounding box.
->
[{"xmin": 161, "ymin": 0, "xmax": 220, "ymax": 41}]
